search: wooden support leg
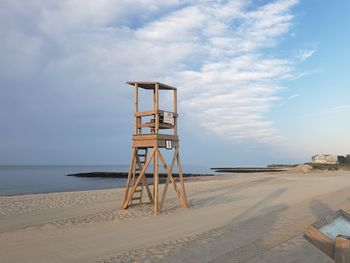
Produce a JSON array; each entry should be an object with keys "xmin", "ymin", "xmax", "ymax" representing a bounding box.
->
[
  {"xmin": 122, "ymin": 148, "xmax": 136, "ymax": 208},
  {"xmin": 122, "ymin": 146, "xmax": 188, "ymax": 212},
  {"xmin": 160, "ymin": 176, "xmax": 170, "ymax": 211},
  {"xmin": 153, "ymin": 149, "xmax": 156, "ymax": 201},
  {"xmin": 123, "ymin": 148, "xmax": 156, "ymax": 209},
  {"xmin": 158, "ymin": 149, "xmax": 186, "ymax": 208},
  {"xmin": 176, "ymin": 148, "xmax": 188, "ymax": 207},
  {"xmin": 154, "ymin": 147, "xmax": 159, "ymax": 213}
]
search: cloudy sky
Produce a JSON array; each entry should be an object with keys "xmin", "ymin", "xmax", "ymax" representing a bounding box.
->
[{"xmin": 1, "ymin": 0, "xmax": 349, "ymax": 166}]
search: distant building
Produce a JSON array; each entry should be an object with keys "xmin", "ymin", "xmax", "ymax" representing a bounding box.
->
[{"xmin": 312, "ymin": 154, "xmax": 338, "ymax": 164}]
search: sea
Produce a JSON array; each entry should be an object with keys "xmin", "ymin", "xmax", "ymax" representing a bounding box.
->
[{"xmin": 0, "ymin": 165, "xmax": 210, "ymax": 196}]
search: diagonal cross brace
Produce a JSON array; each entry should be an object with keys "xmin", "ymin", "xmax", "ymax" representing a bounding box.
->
[
  {"xmin": 123, "ymin": 148, "xmax": 156, "ymax": 209},
  {"xmin": 159, "ymin": 149, "xmax": 178, "ymax": 211},
  {"xmin": 158, "ymin": 149, "xmax": 187, "ymax": 209}
]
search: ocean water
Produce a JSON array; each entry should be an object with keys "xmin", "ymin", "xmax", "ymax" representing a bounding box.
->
[{"xmin": 0, "ymin": 165, "xmax": 210, "ymax": 196}]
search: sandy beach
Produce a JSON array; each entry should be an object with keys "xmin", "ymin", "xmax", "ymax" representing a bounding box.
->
[{"xmin": 1, "ymin": 170, "xmax": 350, "ymax": 262}]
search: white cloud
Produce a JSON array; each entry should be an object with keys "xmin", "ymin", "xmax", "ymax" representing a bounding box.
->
[
  {"xmin": 0, "ymin": 0, "xmax": 299, "ymax": 144},
  {"xmin": 303, "ymin": 104, "xmax": 350, "ymax": 118},
  {"xmin": 298, "ymin": 49, "xmax": 316, "ymax": 61},
  {"xmin": 279, "ymin": 93, "xmax": 299, "ymax": 106}
]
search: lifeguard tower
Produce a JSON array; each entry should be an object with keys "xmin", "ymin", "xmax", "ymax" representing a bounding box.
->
[{"xmin": 121, "ymin": 82, "xmax": 188, "ymax": 213}]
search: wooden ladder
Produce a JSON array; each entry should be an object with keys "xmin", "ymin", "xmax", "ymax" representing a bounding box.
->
[{"xmin": 131, "ymin": 148, "xmax": 148, "ymax": 204}]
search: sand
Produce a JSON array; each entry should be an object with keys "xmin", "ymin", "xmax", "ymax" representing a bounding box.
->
[
  {"xmin": 1, "ymin": 171, "xmax": 350, "ymax": 262},
  {"xmin": 287, "ymin": 164, "xmax": 313, "ymax": 173}
]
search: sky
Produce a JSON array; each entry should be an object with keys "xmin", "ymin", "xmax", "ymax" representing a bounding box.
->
[{"xmin": 0, "ymin": 0, "xmax": 349, "ymax": 166}]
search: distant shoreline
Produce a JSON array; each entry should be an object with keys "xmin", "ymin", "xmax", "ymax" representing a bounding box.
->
[
  {"xmin": 210, "ymin": 167, "xmax": 290, "ymax": 173},
  {"xmin": 67, "ymin": 172, "xmax": 215, "ymax": 178}
]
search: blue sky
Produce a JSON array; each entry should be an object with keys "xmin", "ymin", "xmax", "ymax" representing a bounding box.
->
[{"xmin": 0, "ymin": 0, "xmax": 349, "ymax": 166}]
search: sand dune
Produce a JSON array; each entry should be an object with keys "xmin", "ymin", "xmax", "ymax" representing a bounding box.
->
[{"xmin": 1, "ymin": 171, "xmax": 350, "ymax": 262}]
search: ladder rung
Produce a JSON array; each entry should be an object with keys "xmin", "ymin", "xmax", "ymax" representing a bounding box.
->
[
  {"xmin": 134, "ymin": 189, "xmax": 142, "ymax": 193},
  {"xmin": 138, "ymin": 154, "xmax": 147, "ymax": 157},
  {"xmin": 132, "ymin": 197, "xmax": 141, "ymax": 200}
]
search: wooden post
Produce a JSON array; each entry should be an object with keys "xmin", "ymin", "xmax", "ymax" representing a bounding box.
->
[
  {"xmin": 154, "ymin": 147, "xmax": 159, "ymax": 213},
  {"xmin": 335, "ymin": 235, "xmax": 350, "ymax": 263},
  {"xmin": 122, "ymin": 148, "xmax": 136, "ymax": 208},
  {"xmin": 134, "ymin": 83, "xmax": 138, "ymax": 135},
  {"xmin": 155, "ymin": 83, "xmax": 159, "ymax": 133},
  {"xmin": 174, "ymin": 89, "xmax": 177, "ymax": 135},
  {"xmin": 154, "ymin": 83, "xmax": 160, "ymax": 213}
]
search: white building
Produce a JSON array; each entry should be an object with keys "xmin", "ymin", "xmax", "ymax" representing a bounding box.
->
[{"xmin": 312, "ymin": 154, "xmax": 338, "ymax": 164}]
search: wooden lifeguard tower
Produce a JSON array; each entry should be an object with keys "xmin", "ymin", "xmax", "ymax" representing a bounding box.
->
[{"xmin": 121, "ymin": 82, "xmax": 188, "ymax": 213}]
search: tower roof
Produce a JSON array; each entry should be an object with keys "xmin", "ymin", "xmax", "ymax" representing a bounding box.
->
[{"xmin": 127, "ymin": 81, "xmax": 176, "ymax": 90}]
